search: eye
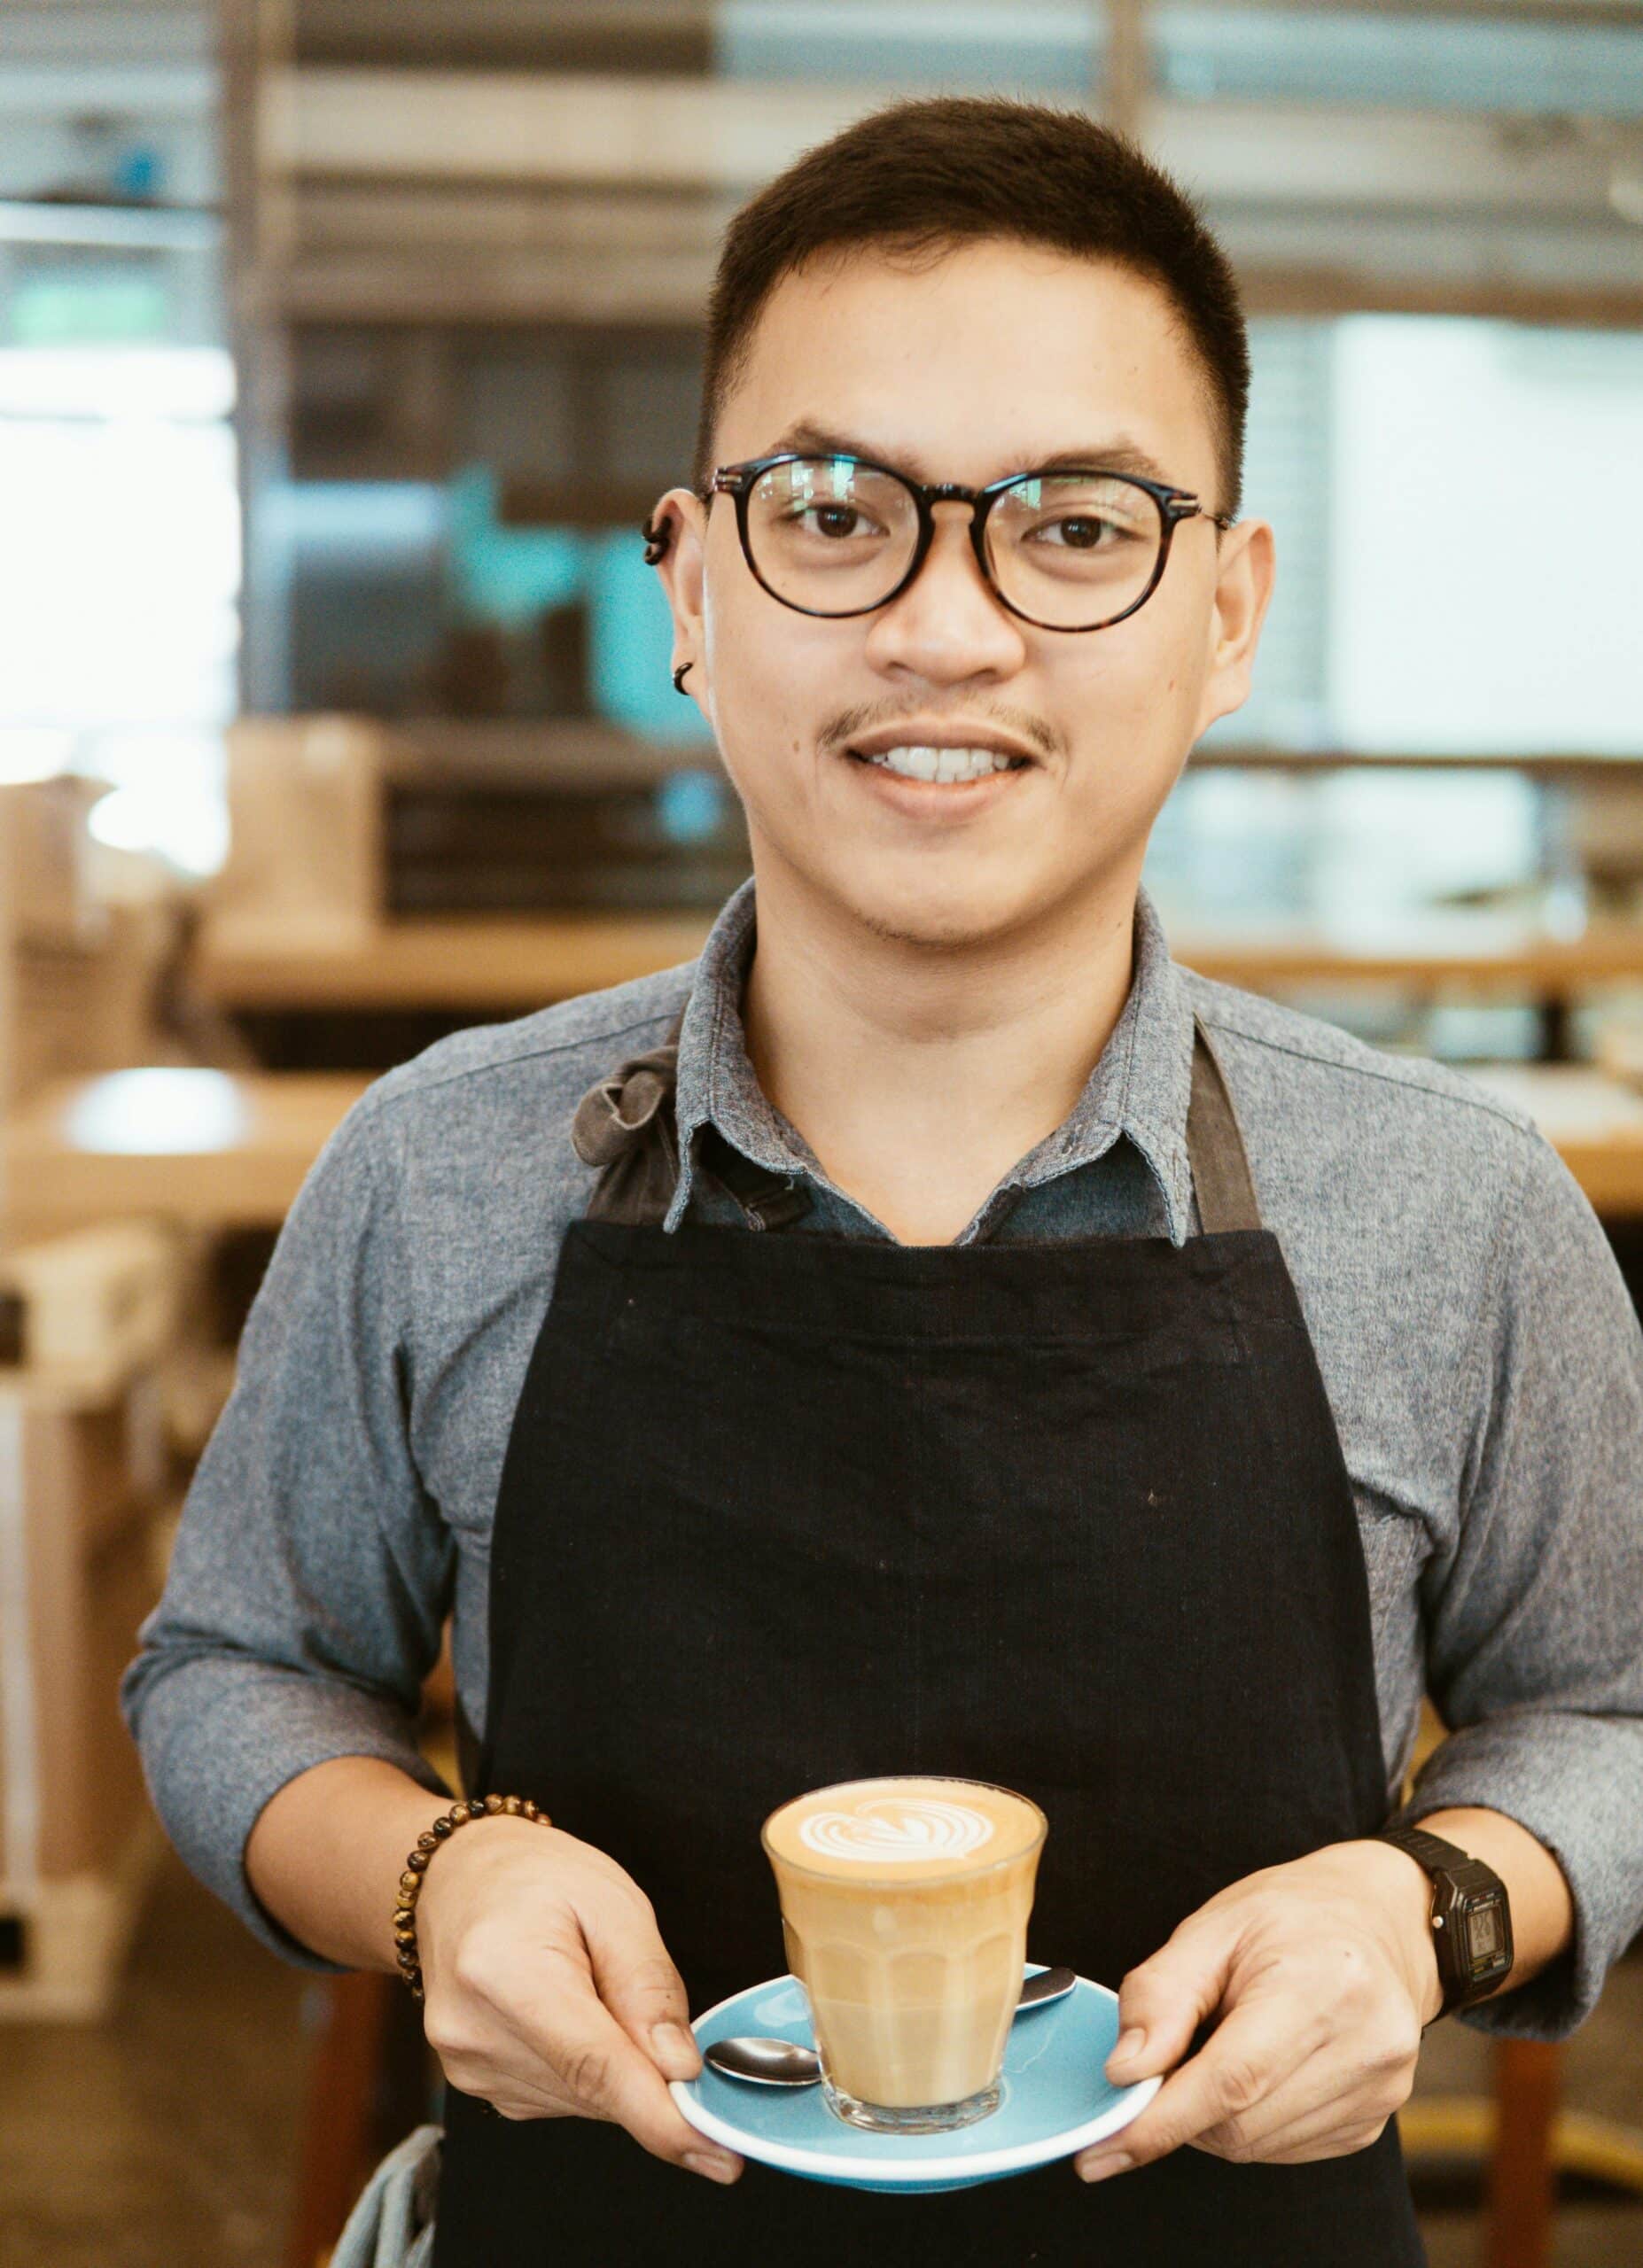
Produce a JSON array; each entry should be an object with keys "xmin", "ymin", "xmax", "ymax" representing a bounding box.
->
[
  {"xmin": 1033, "ymin": 514, "xmax": 1125, "ymax": 549},
  {"xmin": 775, "ymin": 500, "xmax": 887, "ymax": 541}
]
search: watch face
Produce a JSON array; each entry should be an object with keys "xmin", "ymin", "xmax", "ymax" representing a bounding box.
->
[{"xmin": 1463, "ymin": 1897, "xmax": 1508, "ymax": 1974}]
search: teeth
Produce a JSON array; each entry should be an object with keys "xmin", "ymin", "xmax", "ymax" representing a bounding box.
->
[{"xmin": 864, "ymin": 744, "xmax": 1018, "ymax": 782}]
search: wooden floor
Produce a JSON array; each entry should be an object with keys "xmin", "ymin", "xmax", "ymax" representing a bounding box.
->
[
  {"xmin": 1, "ymin": 1849, "xmax": 1639, "ymax": 2266},
  {"xmin": 0, "ymin": 1851, "xmax": 308, "ymax": 2268}
]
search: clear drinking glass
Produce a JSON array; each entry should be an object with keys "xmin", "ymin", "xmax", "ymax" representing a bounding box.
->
[{"xmin": 761, "ymin": 1775, "xmax": 1047, "ymax": 2134}]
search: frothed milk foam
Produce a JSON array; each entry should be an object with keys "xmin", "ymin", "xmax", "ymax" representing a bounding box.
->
[{"xmin": 762, "ymin": 1777, "xmax": 1046, "ymax": 2124}]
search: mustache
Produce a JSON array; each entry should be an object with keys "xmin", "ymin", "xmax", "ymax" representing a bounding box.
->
[{"xmin": 818, "ymin": 702, "xmax": 1061, "ymax": 761}]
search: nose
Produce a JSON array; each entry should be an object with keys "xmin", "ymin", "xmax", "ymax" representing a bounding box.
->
[{"xmin": 863, "ymin": 501, "xmax": 1028, "ymax": 687}]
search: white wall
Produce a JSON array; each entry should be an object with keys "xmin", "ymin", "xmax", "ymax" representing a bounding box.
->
[{"xmin": 1328, "ymin": 317, "xmax": 1643, "ymax": 755}]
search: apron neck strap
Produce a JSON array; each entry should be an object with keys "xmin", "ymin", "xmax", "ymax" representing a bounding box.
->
[
  {"xmin": 573, "ymin": 1009, "xmax": 1262, "ymax": 1239},
  {"xmin": 571, "ymin": 1010, "xmax": 812, "ymax": 1231},
  {"xmin": 1186, "ymin": 1021, "xmax": 1263, "ymax": 1234}
]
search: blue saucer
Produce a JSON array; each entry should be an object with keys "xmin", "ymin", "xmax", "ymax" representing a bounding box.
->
[{"xmin": 671, "ymin": 1964, "xmax": 1161, "ymax": 2194}]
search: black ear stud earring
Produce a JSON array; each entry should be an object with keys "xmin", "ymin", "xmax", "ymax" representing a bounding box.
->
[{"xmin": 672, "ymin": 663, "xmax": 694, "ymax": 695}]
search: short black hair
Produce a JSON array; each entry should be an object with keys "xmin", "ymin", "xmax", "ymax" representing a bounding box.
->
[{"xmin": 694, "ymin": 96, "xmax": 1249, "ymax": 519}]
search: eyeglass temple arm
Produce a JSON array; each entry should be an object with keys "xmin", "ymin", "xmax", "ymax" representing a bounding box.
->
[{"xmin": 642, "ymin": 480, "xmax": 720, "ymax": 563}]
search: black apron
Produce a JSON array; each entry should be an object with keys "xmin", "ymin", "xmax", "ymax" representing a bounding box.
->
[{"xmin": 433, "ymin": 1008, "xmax": 1426, "ymax": 2266}]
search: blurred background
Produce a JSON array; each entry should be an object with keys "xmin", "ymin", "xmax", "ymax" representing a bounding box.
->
[{"xmin": 0, "ymin": 4, "xmax": 1640, "ymax": 2264}]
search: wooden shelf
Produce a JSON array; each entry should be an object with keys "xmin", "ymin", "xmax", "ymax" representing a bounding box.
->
[
  {"xmin": 1174, "ymin": 913, "xmax": 1643, "ymax": 998},
  {"xmin": 4, "ymin": 1069, "xmax": 372, "ymax": 1237},
  {"xmin": 192, "ymin": 908, "xmax": 1643, "ymax": 1014},
  {"xmin": 12, "ymin": 1058, "xmax": 1643, "ymax": 1234},
  {"xmin": 192, "ymin": 911, "xmax": 714, "ymax": 1011}
]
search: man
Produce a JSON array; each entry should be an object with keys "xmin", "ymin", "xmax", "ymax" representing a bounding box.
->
[{"xmin": 127, "ymin": 98, "xmax": 1643, "ymax": 2264}]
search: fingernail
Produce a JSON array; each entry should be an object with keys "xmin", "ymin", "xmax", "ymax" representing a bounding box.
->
[
  {"xmin": 685, "ymin": 2150, "xmax": 741, "ymax": 2185},
  {"xmin": 1110, "ymin": 2026, "xmax": 1147, "ymax": 2062},
  {"xmin": 652, "ymin": 2020, "xmax": 697, "ymax": 2072},
  {"xmin": 1077, "ymin": 2148, "xmax": 1133, "ymax": 2184}
]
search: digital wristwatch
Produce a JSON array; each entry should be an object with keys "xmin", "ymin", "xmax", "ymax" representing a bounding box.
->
[{"xmin": 1375, "ymin": 1823, "xmax": 1515, "ymax": 2020}]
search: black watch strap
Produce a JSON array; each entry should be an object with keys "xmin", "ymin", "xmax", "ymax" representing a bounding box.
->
[
  {"xmin": 1376, "ymin": 1824, "xmax": 1514, "ymax": 2020},
  {"xmin": 1381, "ymin": 1824, "xmax": 1472, "ymax": 1875}
]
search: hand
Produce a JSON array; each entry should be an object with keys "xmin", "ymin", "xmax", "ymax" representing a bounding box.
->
[
  {"xmin": 415, "ymin": 1816, "xmax": 744, "ymax": 2185},
  {"xmin": 1074, "ymin": 1839, "xmax": 1442, "ymax": 2183}
]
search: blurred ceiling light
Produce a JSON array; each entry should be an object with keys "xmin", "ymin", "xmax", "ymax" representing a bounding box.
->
[
  {"xmin": 0, "ymin": 346, "xmax": 236, "ymax": 421},
  {"xmin": 0, "ymin": 200, "xmax": 220, "ymax": 252},
  {"xmin": 64, "ymin": 1069, "xmax": 247, "ymax": 1157},
  {"xmin": 87, "ymin": 783, "xmax": 229, "ymax": 876}
]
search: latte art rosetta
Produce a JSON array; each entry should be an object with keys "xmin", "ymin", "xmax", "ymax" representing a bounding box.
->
[{"xmin": 797, "ymin": 1797, "xmax": 997, "ymax": 1864}]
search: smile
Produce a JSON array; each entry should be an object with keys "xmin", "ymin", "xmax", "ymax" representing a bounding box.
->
[{"xmin": 847, "ymin": 744, "xmax": 1031, "ymax": 784}]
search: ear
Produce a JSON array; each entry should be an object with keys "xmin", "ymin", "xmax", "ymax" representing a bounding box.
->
[
  {"xmin": 649, "ymin": 485, "xmax": 710, "ymax": 712},
  {"xmin": 1194, "ymin": 517, "xmax": 1276, "ymax": 739}
]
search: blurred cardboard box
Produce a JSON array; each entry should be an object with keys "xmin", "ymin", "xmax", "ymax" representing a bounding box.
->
[
  {"xmin": 0, "ymin": 1221, "xmax": 190, "ymax": 1386},
  {"xmin": 0, "ymin": 777, "xmax": 104, "ymax": 951},
  {"xmin": 213, "ymin": 714, "xmax": 383, "ymax": 939},
  {"xmin": 0, "ymin": 1328, "xmax": 175, "ymax": 2018}
]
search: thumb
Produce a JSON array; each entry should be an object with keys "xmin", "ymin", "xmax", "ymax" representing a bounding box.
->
[{"xmin": 1105, "ymin": 1917, "xmax": 1233, "ymax": 2082}]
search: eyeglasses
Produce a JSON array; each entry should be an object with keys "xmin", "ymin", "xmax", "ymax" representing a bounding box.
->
[{"xmin": 678, "ymin": 452, "xmax": 1233, "ymax": 633}]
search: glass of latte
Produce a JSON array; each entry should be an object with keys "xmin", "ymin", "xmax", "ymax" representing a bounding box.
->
[{"xmin": 761, "ymin": 1775, "xmax": 1047, "ymax": 2133}]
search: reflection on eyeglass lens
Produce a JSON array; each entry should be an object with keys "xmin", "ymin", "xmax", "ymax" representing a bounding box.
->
[{"xmin": 744, "ymin": 457, "xmax": 1164, "ymax": 626}]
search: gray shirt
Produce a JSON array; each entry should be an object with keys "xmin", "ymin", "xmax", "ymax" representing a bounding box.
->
[{"xmin": 124, "ymin": 881, "xmax": 1643, "ymax": 2039}]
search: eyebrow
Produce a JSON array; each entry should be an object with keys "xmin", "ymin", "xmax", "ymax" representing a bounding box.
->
[{"xmin": 759, "ymin": 421, "xmax": 1182, "ymax": 490}]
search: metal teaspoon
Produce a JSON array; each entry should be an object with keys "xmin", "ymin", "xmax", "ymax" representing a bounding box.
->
[{"xmin": 702, "ymin": 1964, "xmax": 1078, "ymax": 2086}]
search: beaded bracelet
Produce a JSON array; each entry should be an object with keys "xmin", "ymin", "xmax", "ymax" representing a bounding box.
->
[{"xmin": 393, "ymin": 1794, "xmax": 553, "ymax": 2000}]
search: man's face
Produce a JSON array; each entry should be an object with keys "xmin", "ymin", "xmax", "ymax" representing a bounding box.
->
[{"xmin": 656, "ymin": 238, "xmax": 1273, "ymax": 950}]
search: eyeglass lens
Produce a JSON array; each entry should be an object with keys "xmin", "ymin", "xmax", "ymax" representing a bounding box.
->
[{"xmin": 744, "ymin": 457, "xmax": 1166, "ymax": 628}]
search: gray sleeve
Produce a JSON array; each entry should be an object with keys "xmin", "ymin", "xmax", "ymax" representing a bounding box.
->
[
  {"xmin": 1396, "ymin": 1130, "xmax": 1643, "ymax": 2039},
  {"xmin": 121, "ymin": 1093, "xmax": 454, "ymax": 1969}
]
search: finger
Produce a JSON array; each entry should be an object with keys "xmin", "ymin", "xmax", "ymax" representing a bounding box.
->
[
  {"xmin": 1198, "ymin": 2058, "xmax": 1406, "ymax": 2164},
  {"xmin": 585, "ymin": 1921, "xmax": 702, "ymax": 2084},
  {"xmin": 512, "ymin": 1951, "xmax": 738, "ymax": 2178},
  {"xmin": 1083, "ymin": 1998, "xmax": 1317, "ymax": 2178},
  {"xmin": 1249, "ymin": 2117, "xmax": 1390, "ymax": 2166},
  {"xmin": 1190, "ymin": 2044, "xmax": 1341, "ymax": 2160},
  {"xmin": 1104, "ymin": 1914, "xmax": 1239, "ymax": 2083},
  {"xmin": 1195, "ymin": 2013, "xmax": 1420, "ymax": 2164}
]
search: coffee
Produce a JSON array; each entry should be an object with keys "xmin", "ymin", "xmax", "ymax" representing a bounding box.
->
[{"xmin": 761, "ymin": 1776, "xmax": 1047, "ymax": 2132}]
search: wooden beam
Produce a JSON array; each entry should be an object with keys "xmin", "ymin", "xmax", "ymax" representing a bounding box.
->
[
  {"xmin": 1179, "ymin": 0, "xmax": 1643, "ymax": 27},
  {"xmin": 294, "ymin": 0, "xmax": 713, "ymax": 73},
  {"xmin": 1103, "ymin": 0, "xmax": 1150, "ymax": 144},
  {"xmin": 1235, "ymin": 262, "xmax": 1643, "ymax": 326}
]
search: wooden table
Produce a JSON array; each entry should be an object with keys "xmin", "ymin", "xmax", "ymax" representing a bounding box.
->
[
  {"xmin": 9, "ymin": 1060, "xmax": 1643, "ymax": 1241},
  {"xmin": 4, "ymin": 1068, "xmax": 371, "ymax": 1239}
]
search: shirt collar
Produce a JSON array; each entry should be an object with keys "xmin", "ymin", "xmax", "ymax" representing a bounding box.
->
[{"xmin": 669, "ymin": 876, "xmax": 1196, "ymax": 1243}]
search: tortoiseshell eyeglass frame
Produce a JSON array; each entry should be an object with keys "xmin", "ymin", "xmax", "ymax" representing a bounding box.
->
[{"xmin": 642, "ymin": 451, "xmax": 1234, "ymax": 633}]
